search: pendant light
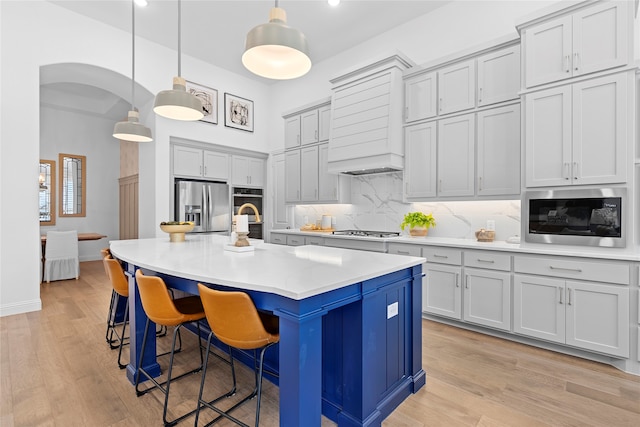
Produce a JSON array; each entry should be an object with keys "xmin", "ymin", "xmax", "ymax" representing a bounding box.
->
[
  {"xmin": 242, "ymin": 0, "xmax": 311, "ymax": 80},
  {"xmin": 113, "ymin": 0, "xmax": 153, "ymax": 142},
  {"xmin": 153, "ymin": 0, "xmax": 204, "ymax": 121}
]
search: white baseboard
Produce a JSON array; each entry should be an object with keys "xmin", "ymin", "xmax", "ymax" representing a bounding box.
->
[{"xmin": 0, "ymin": 299, "xmax": 42, "ymax": 317}]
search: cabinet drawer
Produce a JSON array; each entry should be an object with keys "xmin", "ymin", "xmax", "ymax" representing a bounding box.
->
[
  {"xmin": 422, "ymin": 247, "xmax": 462, "ymax": 265},
  {"xmin": 514, "ymin": 255, "xmax": 629, "ymax": 285},
  {"xmin": 464, "ymin": 251, "xmax": 511, "ymax": 271},
  {"xmin": 270, "ymin": 233, "xmax": 286, "ymax": 245},
  {"xmin": 388, "ymin": 243, "xmax": 422, "ymax": 257},
  {"xmin": 305, "ymin": 236, "xmax": 324, "ymax": 246},
  {"xmin": 287, "ymin": 235, "xmax": 306, "ymax": 247}
]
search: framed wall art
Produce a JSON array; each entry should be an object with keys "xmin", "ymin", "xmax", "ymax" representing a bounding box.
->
[
  {"xmin": 185, "ymin": 80, "xmax": 218, "ymax": 124},
  {"xmin": 224, "ymin": 93, "xmax": 254, "ymax": 132}
]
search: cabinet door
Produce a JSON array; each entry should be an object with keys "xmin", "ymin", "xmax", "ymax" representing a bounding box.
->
[
  {"xmin": 572, "ymin": 1, "xmax": 628, "ymax": 78},
  {"xmin": 477, "ymin": 45, "xmax": 520, "ymax": 107},
  {"xmin": 173, "ymin": 145, "xmax": 203, "ymax": 178},
  {"xmin": 285, "ymin": 116, "xmax": 301, "ymax": 149},
  {"xmin": 301, "ymin": 109, "xmax": 319, "ymax": 146},
  {"xmin": 203, "ymin": 151, "xmax": 229, "ymax": 180},
  {"xmin": 318, "ymin": 105, "xmax": 331, "ymax": 142},
  {"xmin": 300, "ymin": 146, "xmax": 319, "ymax": 202},
  {"xmin": 248, "ymin": 158, "xmax": 265, "ymax": 187},
  {"xmin": 438, "ymin": 114, "xmax": 475, "ymax": 197},
  {"xmin": 284, "ymin": 150, "xmax": 301, "ymax": 203},
  {"xmin": 404, "ymin": 122, "xmax": 437, "ymax": 199},
  {"xmin": 404, "ymin": 72, "xmax": 437, "ymax": 122},
  {"xmin": 524, "ymin": 15, "xmax": 572, "ymax": 87},
  {"xmin": 464, "ymin": 268, "xmax": 511, "ymax": 331},
  {"xmin": 318, "ymin": 144, "xmax": 338, "ymax": 202},
  {"xmin": 514, "ymin": 275, "xmax": 565, "ymax": 344},
  {"xmin": 572, "ymin": 73, "xmax": 627, "ymax": 185},
  {"xmin": 438, "ymin": 59, "xmax": 475, "ymax": 115},
  {"xmin": 565, "ymin": 280, "xmax": 629, "ymax": 357},
  {"xmin": 231, "ymin": 156, "xmax": 249, "ymax": 186},
  {"xmin": 272, "ymin": 153, "xmax": 289, "ymax": 228},
  {"xmin": 424, "ymin": 264, "xmax": 462, "ymax": 320},
  {"xmin": 270, "ymin": 232, "xmax": 287, "ymax": 245},
  {"xmin": 524, "ymin": 85, "xmax": 572, "ymax": 187},
  {"xmin": 477, "ymin": 104, "xmax": 521, "ymax": 196}
]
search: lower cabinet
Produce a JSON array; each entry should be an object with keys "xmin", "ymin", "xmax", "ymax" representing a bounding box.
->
[
  {"xmin": 513, "ymin": 255, "xmax": 630, "ymax": 358},
  {"xmin": 422, "ymin": 247, "xmax": 463, "ymax": 319},
  {"xmin": 464, "ymin": 268, "xmax": 511, "ymax": 331}
]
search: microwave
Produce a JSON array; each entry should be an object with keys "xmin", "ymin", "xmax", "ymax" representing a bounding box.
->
[{"xmin": 524, "ymin": 188, "xmax": 625, "ymax": 248}]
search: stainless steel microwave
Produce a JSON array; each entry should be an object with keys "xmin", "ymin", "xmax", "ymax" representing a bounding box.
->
[{"xmin": 524, "ymin": 188, "xmax": 626, "ymax": 248}]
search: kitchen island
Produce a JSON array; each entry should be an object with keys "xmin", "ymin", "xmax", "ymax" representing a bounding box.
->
[{"xmin": 110, "ymin": 234, "xmax": 426, "ymax": 427}]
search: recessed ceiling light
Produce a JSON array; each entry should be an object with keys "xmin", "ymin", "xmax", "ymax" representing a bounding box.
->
[
  {"xmin": 134, "ymin": 0, "xmax": 148, "ymax": 7},
  {"xmin": 328, "ymin": 0, "xmax": 340, "ymax": 6}
]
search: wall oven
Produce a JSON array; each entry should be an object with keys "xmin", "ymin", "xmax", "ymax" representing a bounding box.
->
[
  {"xmin": 524, "ymin": 188, "xmax": 625, "ymax": 248},
  {"xmin": 232, "ymin": 187, "xmax": 263, "ymax": 239}
]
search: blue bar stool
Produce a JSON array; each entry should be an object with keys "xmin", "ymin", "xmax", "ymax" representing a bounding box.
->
[{"xmin": 195, "ymin": 284, "xmax": 279, "ymax": 427}]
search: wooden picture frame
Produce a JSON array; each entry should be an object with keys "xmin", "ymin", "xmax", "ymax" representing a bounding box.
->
[
  {"xmin": 224, "ymin": 93, "xmax": 254, "ymax": 132},
  {"xmin": 39, "ymin": 159, "xmax": 56, "ymax": 226},
  {"xmin": 186, "ymin": 80, "xmax": 218, "ymax": 124},
  {"xmin": 59, "ymin": 153, "xmax": 86, "ymax": 217}
]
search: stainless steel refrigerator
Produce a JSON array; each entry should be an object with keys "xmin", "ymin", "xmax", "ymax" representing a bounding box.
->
[{"xmin": 175, "ymin": 179, "xmax": 230, "ymax": 233}]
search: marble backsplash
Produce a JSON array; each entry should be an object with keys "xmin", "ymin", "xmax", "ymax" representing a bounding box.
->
[{"xmin": 293, "ymin": 172, "xmax": 522, "ymax": 241}]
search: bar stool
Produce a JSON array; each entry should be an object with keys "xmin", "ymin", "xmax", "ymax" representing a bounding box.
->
[
  {"xmin": 134, "ymin": 270, "xmax": 206, "ymax": 427},
  {"xmin": 195, "ymin": 284, "xmax": 279, "ymax": 427},
  {"xmin": 103, "ymin": 255, "xmax": 130, "ymax": 369}
]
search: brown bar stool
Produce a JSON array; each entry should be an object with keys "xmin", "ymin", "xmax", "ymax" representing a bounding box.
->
[
  {"xmin": 195, "ymin": 284, "xmax": 279, "ymax": 427},
  {"xmin": 103, "ymin": 255, "xmax": 130, "ymax": 369},
  {"xmin": 134, "ymin": 270, "xmax": 206, "ymax": 427}
]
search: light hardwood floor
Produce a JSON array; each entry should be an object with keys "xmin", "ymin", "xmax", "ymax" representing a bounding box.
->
[{"xmin": 1, "ymin": 260, "xmax": 639, "ymax": 426}]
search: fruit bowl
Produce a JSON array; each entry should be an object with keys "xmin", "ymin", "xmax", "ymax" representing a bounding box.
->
[{"xmin": 159, "ymin": 222, "xmax": 194, "ymax": 242}]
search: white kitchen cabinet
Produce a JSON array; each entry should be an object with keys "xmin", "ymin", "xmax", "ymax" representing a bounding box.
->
[
  {"xmin": 438, "ymin": 114, "xmax": 475, "ymax": 197},
  {"xmin": 404, "ymin": 71, "xmax": 437, "ymax": 123},
  {"xmin": 404, "ymin": 121, "xmax": 437, "ymax": 199},
  {"xmin": 284, "ymin": 150, "xmax": 301, "ymax": 203},
  {"xmin": 513, "ymin": 254, "xmax": 630, "ymax": 358},
  {"xmin": 477, "ymin": 104, "xmax": 521, "ymax": 196},
  {"xmin": 464, "ymin": 268, "xmax": 511, "ymax": 331},
  {"xmin": 477, "ymin": 44, "xmax": 520, "ymax": 107},
  {"xmin": 525, "ymin": 73, "xmax": 627, "ymax": 187},
  {"xmin": 286, "ymin": 235, "xmax": 306, "ymax": 246},
  {"xmin": 270, "ymin": 232, "xmax": 287, "ymax": 245},
  {"xmin": 300, "ymin": 146, "xmax": 319, "ymax": 201},
  {"xmin": 272, "ymin": 153, "xmax": 289, "ymax": 228},
  {"xmin": 423, "ymin": 247, "xmax": 463, "ymax": 319},
  {"xmin": 318, "ymin": 104, "xmax": 331, "ymax": 142},
  {"xmin": 301, "ymin": 109, "xmax": 319, "ymax": 146},
  {"xmin": 285, "ymin": 116, "xmax": 301, "ymax": 149},
  {"xmin": 173, "ymin": 145, "xmax": 229, "ymax": 180},
  {"xmin": 232, "ymin": 155, "xmax": 264, "ymax": 187},
  {"xmin": 438, "ymin": 59, "xmax": 475, "ymax": 115},
  {"xmin": 523, "ymin": 1, "xmax": 629, "ymax": 88},
  {"xmin": 318, "ymin": 144, "xmax": 348, "ymax": 202}
]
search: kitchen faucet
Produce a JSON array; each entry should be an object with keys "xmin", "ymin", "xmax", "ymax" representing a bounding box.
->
[{"xmin": 236, "ymin": 203, "xmax": 261, "ymax": 223}]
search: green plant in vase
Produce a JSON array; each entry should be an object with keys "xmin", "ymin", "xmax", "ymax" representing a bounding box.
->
[{"xmin": 400, "ymin": 212, "xmax": 436, "ymax": 237}]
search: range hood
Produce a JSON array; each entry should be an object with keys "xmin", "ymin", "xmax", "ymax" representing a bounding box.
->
[{"xmin": 327, "ymin": 51, "xmax": 414, "ymax": 176}]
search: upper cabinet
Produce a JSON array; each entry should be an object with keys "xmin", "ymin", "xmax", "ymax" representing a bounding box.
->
[
  {"xmin": 522, "ymin": 1, "xmax": 629, "ymax": 88},
  {"xmin": 404, "ymin": 41, "xmax": 521, "ymax": 123},
  {"xmin": 232, "ymin": 155, "xmax": 265, "ymax": 187},
  {"xmin": 173, "ymin": 145, "xmax": 229, "ymax": 180},
  {"xmin": 438, "ymin": 59, "xmax": 476, "ymax": 115},
  {"xmin": 284, "ymin": 101, "xmax": 331, "ymax": 149}
]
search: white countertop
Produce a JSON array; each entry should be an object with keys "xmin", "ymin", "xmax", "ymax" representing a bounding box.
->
[
  {"xmin": 271, "ymin": 229, "xmax": 640, "ymax": 261},
  {"xmin": 109, "ymin": 235, "xmax": 425, "ymax": 300}
]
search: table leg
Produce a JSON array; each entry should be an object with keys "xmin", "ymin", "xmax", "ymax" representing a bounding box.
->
[
  {"xmin": 276, "ymin": 310, "xmax": 324, "ymax": 427},
  {"xmin": 124, "ymin": 264, "xmax": 161, "ymax": 384}
]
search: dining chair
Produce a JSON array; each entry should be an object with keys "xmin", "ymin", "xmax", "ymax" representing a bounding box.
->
[
  {"xmin": 134, "ymin": 270, "xmax": 206, "ymax": 427},
  {"xmin": 43, "ymin": 230, "xmax": 79, "ymax": 282},
  {"xmin": 103, "ymin": 255, "xmax": 130, "ymax": 369},
  {"xmin": 195, "ymin": 284, "xmax": 280, "ymax": 427}
]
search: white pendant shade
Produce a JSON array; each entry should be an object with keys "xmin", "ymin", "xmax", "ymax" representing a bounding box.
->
[
  {"xmin": 154, "ymin": 76, "xmax": 204, "ymax": 121},
  {"xmin": 242, "ymin": 7, "xmax": 311, "ymax": 80},
  {"xmin": 113, "ymin": 110, "xmax": 153, "ymax": 142}
]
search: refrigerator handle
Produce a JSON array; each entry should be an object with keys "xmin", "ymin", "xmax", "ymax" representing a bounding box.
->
[{"xmin": 202, "ymin": 185, "xmax": 208, "ymax": 232}]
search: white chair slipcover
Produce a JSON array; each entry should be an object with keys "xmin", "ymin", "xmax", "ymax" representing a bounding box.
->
[{"xmin": 44, "ymin": 230, "xmax": 79, "ymax": 282}]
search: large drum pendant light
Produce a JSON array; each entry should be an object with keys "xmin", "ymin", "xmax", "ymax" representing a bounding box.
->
[
  {"xmin": 113, "ymin": 0, "xmax": 153, "ymax": 142},
  {"xmin": 153, "ymin": 0, "xmax": 204, "ymax": 121},
  {"xmin": 242, "ymin": 0, "xmax": 311, "ymax": 80}
]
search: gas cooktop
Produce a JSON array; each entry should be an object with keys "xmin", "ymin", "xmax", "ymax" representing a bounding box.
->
[{"xmin": 332, "ymin": 230, "xmax": 401, "ymax": 238}]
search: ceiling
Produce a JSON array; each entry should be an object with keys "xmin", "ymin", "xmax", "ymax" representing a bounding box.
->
[{"xmin": 48, "ymin": 0, "xmax": 451, "ymax": 83}]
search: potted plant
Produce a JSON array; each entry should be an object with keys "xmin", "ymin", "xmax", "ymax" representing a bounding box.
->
[{"xmin": 400, "ymin": 212, "xmax": 436, "ymax": 237}]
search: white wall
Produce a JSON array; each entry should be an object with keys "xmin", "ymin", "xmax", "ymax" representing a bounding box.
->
[{"xmin": 0, "ymin": 1, "xmax": 272, "ymax": 316}]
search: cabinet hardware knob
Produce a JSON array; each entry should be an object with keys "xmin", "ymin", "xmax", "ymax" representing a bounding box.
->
[
  {"xmin": 559, "ymin": 286, "xmax": 563, "ymax": 304},
  {"xmin": 433, "ymin": 254, "xmax": 448, "ymax": 258},
  {"xmin": 477, "ymin": 259, "xmax": 494, "ymax": 263},
  {"xmin": 574, "ymin": 52, "xmax": 579, "ymax": 71},
  {"xmin": 565, "ymin": 55, "xmax": 570, "ymax": 73},
  {"xmin": 567, "ymin": 288, "xmax": 572, "ymax": 305},
  {"xmin": 573, "ymin": 161, "xmax": 578, "ymax": 180},
  {"xmin": 549, "ymin": 266, "xmax": 582, "ymax": 273}
]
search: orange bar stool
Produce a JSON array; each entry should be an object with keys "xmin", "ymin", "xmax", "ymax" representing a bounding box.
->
[
  {"xmin": 134, "ymin": 270, "xmax": 206, "ymax": 427},
  {"xmin": 195, "ymin": 284, "xmax": 280, "ymax": 427},
  {"xmin": 103, "ymin": 255, "xmax": 131, "ymax": 369}
]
